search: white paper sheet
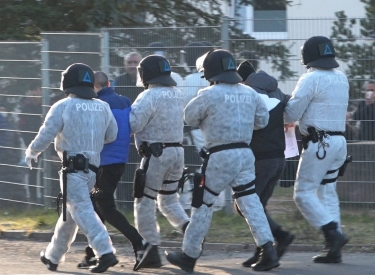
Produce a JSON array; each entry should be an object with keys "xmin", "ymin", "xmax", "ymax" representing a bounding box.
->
[{"xmin": 284, "ymin": 126, "xmax": 299, "ymax": 159}]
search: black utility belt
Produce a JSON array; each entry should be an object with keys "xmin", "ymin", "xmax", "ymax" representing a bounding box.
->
[
  {"xmin": 199, "ymin": 142, "xmax": 249, "ymax": 159},
  {"xmin": 62, "ymin": 153, "xmax": 98, "ymax": 173},
  {"xmin": 138, "ymin": 142, "xmax": 183, "ymax": 158},
  {"xmin": 302, "ymin": 131, "xmax": 344, "ymax": 143}
]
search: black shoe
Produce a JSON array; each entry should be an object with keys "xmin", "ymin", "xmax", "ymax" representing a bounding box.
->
[
  {"xmin": 89, "ymin": 252, "xmax": 118, "ymax": 273},
  {"xmin": 276, "ymin": 232, "xmax": 295, "ymax": 259},
  {"xmin": 313, "ymin": 230, "xmax": 349, "ymax": 263},
  {"xmin": 252, "ymin": 242, "xmax": 280, "ymax": 271},
  {"xmin": 242, "ymin": 247, "xmax": 261, "ymax": 267},
  {"xmin": 77, "ymin": 256, "xmax": 98, "ymax": 268},
  {"xmin": 134, "ymin": 243, "xmax": 162, "ymax": 271},
  {"xmin": 40, "ymin": 251, "xmax": 58, "ymax": 271},
  {"xmin": 165, "ymin": 251, "xmax": 197, "ymax": 273}
]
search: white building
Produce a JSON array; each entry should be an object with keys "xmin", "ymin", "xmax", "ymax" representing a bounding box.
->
[{"xmin": 223, "ymin": 0, "xmax": 367, "ymax": 93}]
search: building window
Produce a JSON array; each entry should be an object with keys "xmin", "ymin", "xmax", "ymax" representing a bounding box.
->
[{"xmin": 253, "ymin": 0, "xmax": 287, "ymax": 32}]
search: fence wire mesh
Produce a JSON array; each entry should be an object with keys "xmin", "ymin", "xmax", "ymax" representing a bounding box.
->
[{"xmin": 0, "ymin": 18, "xmax": 374, "ymax": 214}]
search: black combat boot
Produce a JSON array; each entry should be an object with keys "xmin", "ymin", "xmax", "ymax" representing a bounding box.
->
[
  {"xmin": 242, "ymin": 247, "xmax": 261, "ymax": 267},
  {"xmin": 273, "ymin": 228, "xmax": 295, "ymax": 259},
  {"xmin": 77, "ymin": 245, "xmax": 97, "ymax": 268},
  {"xmin": 252, "ymin": 241, "xmax": 280, "ymax": 271},
  {"xmin": 40, "ymin": 251, "xmax": 58, "ymax": 271},
  {"xmin": 165, "ymin": 250, "xmax": 197, "ymax": 273},
  {"xmin": 134, "ymin": 243, "xmax": 162, "ymax": 271},
  {"xmin": 89, "ymin": 252, "xmax": 118, "ymax": 273},
  {"xmin": 313, "ymin": 229, "xmax": 348, "ymax": 263}
]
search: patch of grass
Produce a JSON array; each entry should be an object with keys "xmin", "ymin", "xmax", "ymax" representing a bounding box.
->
[{"xmin": 1, "ymin": 205, "xmax": 375, "ymax": 246}]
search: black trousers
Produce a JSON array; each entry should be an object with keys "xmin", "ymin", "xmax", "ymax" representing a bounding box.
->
[
  {"xmin": 252, "ymin": 157, "xmax": 286, "ymax": 234},
  {"xmin": 93, "ymin": 163, "xmax": 143, "ymax": 251}
]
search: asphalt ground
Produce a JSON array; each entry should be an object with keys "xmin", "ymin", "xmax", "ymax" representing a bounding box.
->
[{"xmin": 1, "ymin": 231, "xmax": 374, "ymax": 275}]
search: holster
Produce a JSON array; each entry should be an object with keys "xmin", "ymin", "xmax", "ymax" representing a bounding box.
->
[
  {"xmin": 191, "ymin": 173, "xmax": 205, "ymax": 208},
  {"xmin": 338, "ymin": 155, "xmax": 352, "ymax": 177},
  {"xmin": 133, "ymin": 168, "xmax": 146, "ymax": 198},
  {"xmin": 178, "ymin": 167, "xmax": 194, "ymax": 193},
  {"xmin": 138, "ymin": 142, "xmax": 163, "ymax": 158}
]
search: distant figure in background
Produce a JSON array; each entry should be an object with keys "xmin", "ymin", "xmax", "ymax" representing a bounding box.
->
[
  {"xmin": 18, "ymin": 82, "xmax": 43, "ymax": 203},
  {"xmin": 0, "ymin": 103, "xmax": 20, "ymax": 167},
  {"xmin": 348, "ymin": 80, "xmax": 375, "ymax": 140},
  {"xmin": 146, "ymin": 41, "xmax": 184, "ymax": 87},
  {"xmin": 112, "ymin": 52, "xmax": 143, "ymax": 102},
  {"xmin": 181, "ymin": 41, "xmax": 226, "ymax": 211}
]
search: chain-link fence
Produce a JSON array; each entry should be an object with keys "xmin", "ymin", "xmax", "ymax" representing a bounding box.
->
[{"xmin": 0, "ymin": 17, "xmax": 374, "ymax": 213}]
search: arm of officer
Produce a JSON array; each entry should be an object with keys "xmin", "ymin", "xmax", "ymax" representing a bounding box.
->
[
  {"xmin": 254, "ymin": 93, "xmax": 270, "ymax": 130},
  {"xmin": 129, "ymin": 92, "xmax": 154, "ymax": 134},
  {"xmin": 184, "ymin": 91, "xmax": 207, "ymax": 128},
  {"xmin": 25, "ymin": 103, "xmax": 64, "ymax": 167},
  {"xmin": 284, "ymin": 74, "xmax": 313, "ymax": 123}
]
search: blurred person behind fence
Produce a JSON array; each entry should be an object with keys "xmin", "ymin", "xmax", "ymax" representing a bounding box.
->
[
  {"xmin": 348, "ymin": 80, "xmax": 375, "ymax": 140},
  {"xmin": 112, "ymin": 51, "xmax": 143, "ymax": 102},
  {"xmin": 25, "ymin": 63, "xmax": 119, "ymax": 273},
  {"xmin": 18, "ymin": 82, "xmax": 43, "ymax": 203},
  {"xmin": 77, "ymin": 71, "xmax": 147, "ymax": 271},
  {"xmin": 129, "ymin": 54, "xmax": 190, "ymax": 271},
  {"xmin": 165, "ymin": 49, "xmax": 279, "ymax": 273},
  {"xmin": 284, "ymin": 36, "xmax": 349, "ymax": 264},
  {"xmin": 241, "ymin": 62, "xmax": 295, "ymax": 266},
  {"xmin": 180, "ymin": 41, "xmax": 227, "ymax": 211}
]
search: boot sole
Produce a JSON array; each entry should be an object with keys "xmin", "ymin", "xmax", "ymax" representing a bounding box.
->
[
  {"xmin": 165, "ymin": 251, "xmax": 194, "ymax": 274},
  {"xmin": 90, "ymin": 259, "xmax": 118, "ymax": 273},
  {"xmin": 252, "ymin": 262, "xmax": 280, "ymax": 271},
  {"xmin": 133, "ymin": 243, "xmax": 154, "ymax": 271}
]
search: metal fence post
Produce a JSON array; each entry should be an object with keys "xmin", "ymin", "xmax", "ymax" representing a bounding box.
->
[
  {"xmin": 41, "ymin": 38, "xmax": 51, "ymax": 209},
  {"xmin": 221, "ymin": 16, "xmax": 234, "ymax": 215},
  {"xmin": 221, "ymin": 16, "xmax": 230, "ymax": 50},
  {"xmin": 100, "ymin": 30, "xmax": 110, "ymax": 75}
]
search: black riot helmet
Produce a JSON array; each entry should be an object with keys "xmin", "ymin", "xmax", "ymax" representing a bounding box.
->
[
  {"xmin": 301, "ymin": 36, "xmax": 339, "ymax": 69},
  {"xmin": 197, "ymin": 49, "xmax": 242, "ymax": 84},
  {"xmin": 137, "ymin": 55, "xmax": 177, "ymax": 88},
  {"xmin": 60, "ymin": 63, "xmax": 96, "ymax": 99}
]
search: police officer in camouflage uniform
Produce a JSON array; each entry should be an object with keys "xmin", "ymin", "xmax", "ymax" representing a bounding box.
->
[
  {"xmin": 165, "ymin": 49, "xmax": 279, "ymax": 273},
  {"xmin": 25, "ymin": 63, "xmax": 119, "ymax": 273},
  {"xmin": 130, "ymin": 54, "xmax": 190, "ymax": 271},
  {"xmin": 284, "ymin": 36, "xmax": 349, "ymax": 263}
]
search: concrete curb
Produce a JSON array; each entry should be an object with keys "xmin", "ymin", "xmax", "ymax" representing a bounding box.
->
[{"xmin": 1, "ymin": 230, "xmax": 374, "ymax": 253}]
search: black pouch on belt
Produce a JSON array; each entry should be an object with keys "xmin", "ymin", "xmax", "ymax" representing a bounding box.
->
[
  {"xmin": 133, "ymin": 168, "xmax": 146, "ymax": 198},
  {"xmin": 338, "ymin": 155, "xmax": 352, "ymax": 176},
  {"xmin": 191, "ymin": 173, "xmax": 205, "ymax": 208},
  {"xmin": 149, "ymin": 143, "xmax": 163, "ymax": 157}
]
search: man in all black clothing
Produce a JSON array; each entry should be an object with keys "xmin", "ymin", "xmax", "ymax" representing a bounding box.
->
[{"xmin": 243, "ymin": 67, "xmax": 295, "ymax": 266}]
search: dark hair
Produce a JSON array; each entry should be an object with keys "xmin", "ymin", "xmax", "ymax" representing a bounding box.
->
[{"xmin": 94, "ymin": 71, "xmax": 109, "ymax": 89}]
